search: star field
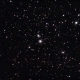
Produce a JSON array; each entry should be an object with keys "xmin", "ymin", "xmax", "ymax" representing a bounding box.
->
[{"xmin": 0, "ymin": 0, "xmax": 80, "ymax": 80}]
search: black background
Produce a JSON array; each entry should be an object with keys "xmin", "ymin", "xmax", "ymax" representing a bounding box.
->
[{"xmin": 0, "ymin": 0, "xmax": 80, "ymax": 80}]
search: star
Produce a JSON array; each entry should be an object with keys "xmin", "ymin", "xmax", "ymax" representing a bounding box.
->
[
  {"xmin": 28, "ymin": 46, "xmax": 31, "ymax": 49},
  {"xmin": 75, "ymin": 21, "xmax": 78, "ymax": 25},
  {"xmin": 46, "ymin": 22, "xmax": 49, "ymax": 25},
  {"xmin": 37, "ymin": 34, "xmax": 41, "ymax": 38},
  {"xmin": 10, "ymin": 0, "xmax": 12, "ymax": 2},
  {"xmin": 4, "ymin": 29, "xmax": 5, "ymax": 32},
  {"xmin": 78, "ymin": 14, "xmax": 80, "ymax": 16},
  {"xmin": 68, "ymin": 75, "xmax": 71, "ymax": 78},
  {"xmin": 62, "ymin": 14, "xmax": 65, "ymax": 17},
  {"xmin": 38, "ymin": 39, "xmax": 43, "ymax": 44},
  {"xmin": 61, "ymin": 51, "xmax": 65, "ymax": 54}
]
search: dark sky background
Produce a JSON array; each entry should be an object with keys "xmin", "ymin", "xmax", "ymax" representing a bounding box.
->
[{"xmin": 0, "ymin": 0, "xmax": 80, "ymax": 80}]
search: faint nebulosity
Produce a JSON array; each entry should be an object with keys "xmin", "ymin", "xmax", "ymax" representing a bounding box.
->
[{"xmin": 0, "ymin": 0, "xmax": 80, "ymax": 80}]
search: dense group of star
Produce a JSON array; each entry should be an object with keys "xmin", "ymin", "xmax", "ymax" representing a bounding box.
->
[{"xmin": 0, "ymin": 0, "xmax": 80, "ymax": 80}]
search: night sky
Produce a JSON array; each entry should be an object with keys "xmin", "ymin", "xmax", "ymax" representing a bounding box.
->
[{"xmin": 0, "ymin": 0, "xmax": 80, "ymax": 80}]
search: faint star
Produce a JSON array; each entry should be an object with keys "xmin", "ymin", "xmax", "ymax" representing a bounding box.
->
[
  {"xmin": 78, "ymin": 70, "xmax": 80, "ymax": 72},
  {"xmin": 28, "ymin": 46, "xmax": 31, "ymax": 49},
  {"xmin": 10, "ymin": 0, "xmax": 12, "ymax": 2},
  {"xmin": 6, "ymin": 36, "xmax": 8, "ymax": 39},
  {"xmin": 37, "ymin": 34, "xmax": 40, "ymax": 38},
  {"xmin": 68, "ymin": 75, "xmax": 71, "ymax": 78},
  {"xmin": 61, "ymin": 51, "xmax": 65, "ymax": 54},
  {"xmin": 78, "ymin": 14, "xmax": 80, "ymax": 16},
  {"xmin": 63, "ymin": 14, "xmax": 65, "ymax": 16},
  {"xmin": 4, "ymin": 29, "xmax": 5, "ymax": 31},
  {"xmin": 46, "ymin": 23, "xmax": 49, "ymax": 25}
]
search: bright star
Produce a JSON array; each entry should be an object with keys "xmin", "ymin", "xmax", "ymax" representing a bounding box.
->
[
  {"xmin": 75, "ymin": 21, "xmax": 78, "ymax": 25},
  {"xmin": 38, "ymin": 39, "xmax": 43, "ymax": 43}
]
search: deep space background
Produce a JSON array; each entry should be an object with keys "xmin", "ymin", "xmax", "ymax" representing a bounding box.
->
[{"xmin": 0, "ymin": 0, "xmax": 80, "ymax": 80}]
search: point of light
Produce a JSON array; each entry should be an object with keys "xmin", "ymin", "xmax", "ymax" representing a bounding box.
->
[
  {"xmin": 78, "ymin": 14, "xmax": 80, "ymax": 16},
  {"xmin": 37, "ymin": 34, "xmax": 40, "ymax": 38},
  {"xmin": 28, "ymin": 46, "xmax": 31, "ymax": 49},
  {"xmin": 63, "ymin": 14, "xmax": 65, "ymax": 16},
  {"xmin": 61, "ymin": 51, "xmax": 65, "ymax": 54},
  {"xmin": 10, "ymin": 0, "xmax": 12, "ymax": 2},
  {"xmin": 38, "ymin": 39, "xmax": 43, "ymax": 44},
  {"xmin": 75, "ymin": 21, "xmax": 78, "ymax": 25}
]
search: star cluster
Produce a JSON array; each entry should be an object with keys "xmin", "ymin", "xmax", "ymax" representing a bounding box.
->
[{"xmin": 0, "ymin": 0, "xmax": 80, "ymax": 80}]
